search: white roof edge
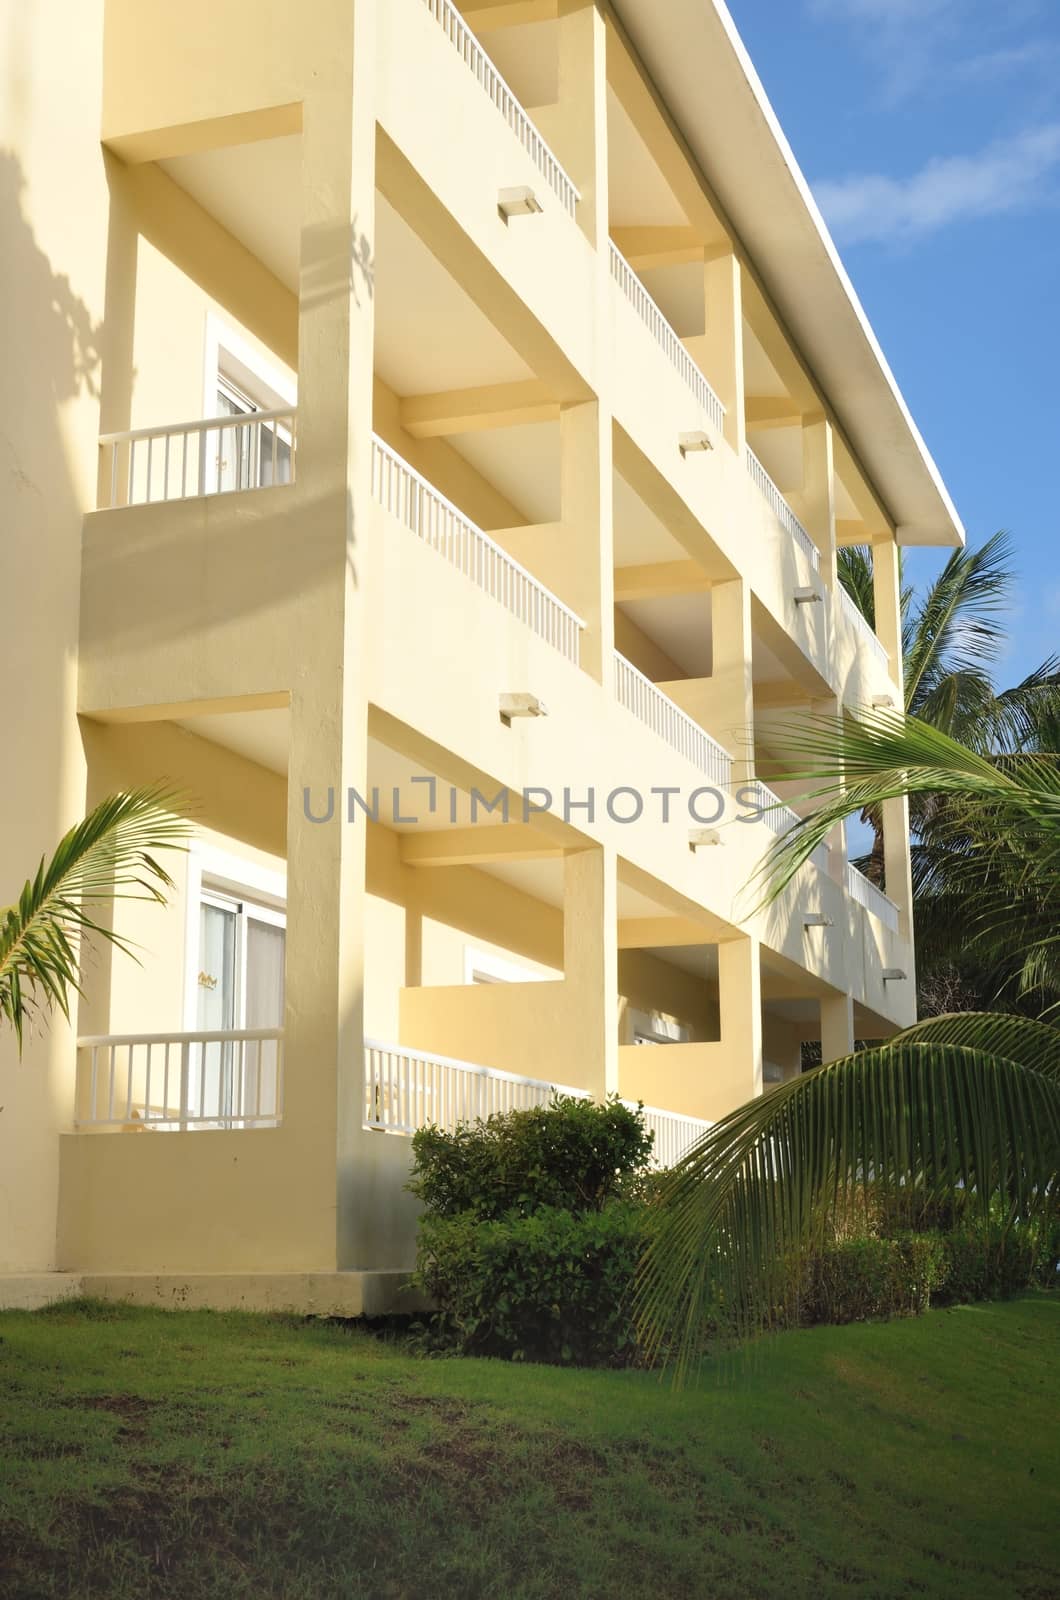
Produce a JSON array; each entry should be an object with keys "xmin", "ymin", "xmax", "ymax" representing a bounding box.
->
[{"xmin": 612, "ymin": 0, "xmax": 965, "ymax": 548}]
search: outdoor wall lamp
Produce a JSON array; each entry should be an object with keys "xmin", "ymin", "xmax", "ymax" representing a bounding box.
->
[
  {"xmin": 688, "ymin": 828, "xmax": 723, "ymax": 850},
  {"xmin": 499, "ymin": 692, "xmax": 548, "ymax": 726},
  {"xmin": 803, "ymin": 913, "xmax": 833, "ymax": 929},
  {"xmin": 882, "ymin": 968, "xmax": 908, "ymax": 982},
  {"xmin": 678, "ymin": 430, "xmax": 713, "ymax": 456},
  {"xmin": 794, "ymin": 587, "xmax": 823, "ymax": 605},
  {"xmin": 872, "ymin": 694, "xmax": 896, "ymax": 708},
  {"xmin": 498, "ymin": 186, "xmax": 543, "ymax": 221}
]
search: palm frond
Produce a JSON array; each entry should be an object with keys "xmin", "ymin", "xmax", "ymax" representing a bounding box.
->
[
  {"xmin": 0, "ymin": 785, "xmax": 188, "ymax": 1051},
  {"xmin": 836, "ymin": 545, "xmax": 876, "ymax": 628},
  {"xmin": 635, "ymin": 1021, "xmax": 1060, "ymax": 1376},
  {"xmin": 904, "ymin": 530, "xmax": 1015, "ymax": 711}
]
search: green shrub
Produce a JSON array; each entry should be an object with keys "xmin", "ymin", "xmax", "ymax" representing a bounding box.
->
[
  {"xmin": 798, "ymin": 1234, "xmax": 948, "ymax": 1325},
  {"xmin": 409, "ymin": 1097, "xmax": 654, "ymax": 1366},
  {"xmin": 936, "ymin": 1217, "xmax": 1060, "ymax": 1306},
  {"xmin": 408, "ymin": 1093, "xmax": 654, "ymax": 1221},
  {"xmin": 415, "ymin": 1202, "xmax": 645, "ymax": 1365}
]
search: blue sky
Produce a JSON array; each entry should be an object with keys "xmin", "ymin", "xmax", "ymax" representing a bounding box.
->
[{"xmin": 730, "ymin": 0, "xmax": 1060, "ymax": 686}]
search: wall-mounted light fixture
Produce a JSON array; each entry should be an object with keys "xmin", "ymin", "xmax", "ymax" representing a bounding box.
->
[
  {"xmin": 499, "ymin": 692, "xmax": 548, "ymax": 727},
  {"xmin": 498, "ymin": 186, "xmax": 543, "ymax": 221},
  {"xmin": 872, "ymin": 694, "xmax": 896, "ymax": 708},
  {"xmin": 803, "ymin": 913, "xmax": 833, "ymax": 929},
  {"xmin": 882, "ymin": 968, "xmax": 908, "ymax": 982},
  {"xmin": 688, "ymin": 828, "xmax": 723, "ymax": 851},
  {"xmin": 678, "ymin": 431, "xmax": 713, "ymax": 457},
  {"xmin": 794, "ymin": 587, "xmax": 823, "ymax": 606}
]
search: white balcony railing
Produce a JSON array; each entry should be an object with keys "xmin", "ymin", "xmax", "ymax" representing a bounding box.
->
[
  {"xmin": 75, "ymin": 1030, "xmax": 284, "ymax": 1130},
  {"xmin": 752, "ymin": 785, "xmax": 831, "ymax": 871},
  {"xmin": 365, "ymin": 1041, "xmax": 710, "ymax": 1169},
  {"xmin": 846, "ymin": 863, "xmax": 900, "ymax": 932},
  {"xmin": 745, "ymin": 447, "xmax": 819, "ymax": 570},
  {"xmin": 365, "ymin": 1041, "xmax": 590, "ymax": 1134},
  {"xmin": 422, "ymin": 0, "xmax": 580, "ymax": 216},
  {"xmin": 839, "ymin": 586, "xmax": 889, "ymax": 669},
  {"xmin": 609, "ymin": 242, "xmax": 726, "ymax": 436},
  {"xmin": 627, "ymin": 1101, "xmax": 712, "ymax": 1169},
  {"xmin": 371, "ymin": 435, "xmax": 584, "ymax": 664},
  {"xmin": 99, "ymin": 409, "xmax": 296, "ymax": 509},
  {"xmin": 614, "ymin": 652, "xmax": 732, "ymax": 789}
]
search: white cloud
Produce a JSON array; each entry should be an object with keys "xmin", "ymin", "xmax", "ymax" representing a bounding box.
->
[{"xmin": 814, "ymin": 125, "xmax": 1060, "ymax": 244}]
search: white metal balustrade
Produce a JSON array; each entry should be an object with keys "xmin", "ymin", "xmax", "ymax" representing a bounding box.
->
[
  {"xmin": 365, "ymin": 1042, "xmax": 710, "ymax": 1169},
  {"xmin": 371, "ymin": 435, "xmax": 584, "ymax": 664},
  {"xmin": 422, "ymin": 0, "xmax": 580, "ymax": 217},
  {"xmin": 626, "ymin": 1101, "xmax": 712, "ymax": 1169},
  {"xmin": 751, "ymin": 785, "xmax": 831, "ymax": 871},
  {"xmin": 745, "ymin": 447, "xmax": 819, "ymax": 570},
  {"xmin": 845, "ymin": 863, "xmax": 900, "ymax": 931},
  {"xmin": 99, "ymin": 409, "xmax": 296, "ymax": 509},
  {"xmin": 609, "ymin": 242, "xmax": 726, "ymax": 436},
  {"xmin": 364, "ymin": 1041, "xmax": 590, "ymax": 1134},
  {"xmin": 614, "ymin": 652, "xmax": 732, "ymax": 789},
  {"xmin": 839, "ymin": 585, "xmax": 889, "ymax": 668},
  {"xmin": 75, "ymin": 1030, "xmax": 285, "ymax": 1130}
]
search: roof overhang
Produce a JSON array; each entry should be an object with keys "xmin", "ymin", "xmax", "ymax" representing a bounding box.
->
[{"xmin": 611, "ymin": 0, "xmax": 965, "ymax": 548}]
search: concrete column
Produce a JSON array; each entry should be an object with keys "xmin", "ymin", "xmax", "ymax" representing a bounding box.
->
[
  {"xmin": 882, "ymin": 794, "xmax": 915, "ymax": 945},
  {"xmin": 701, "ymin": 249, "xmax": 745, "ymax": 456},
  {"xmin": 819, "ymin": 991, "xmax": 855, "ymax": 1063},
  {"xmin": 718, "ymin": 935, "xmax": 763, "ymax": 1101},
  {"xmin": 554, "ymin": 0, "xmax": 609, "ymax": 252},
  {"xmin": 563, "ymin": 846, "xmax": 619, "ymax": 1100},
  {"xmin": 801, "ymin": 414, "xmax": 837, "ymax": 587},
  {"xmin": 284, "ymin": 6, "xmax": 382, "ymax": 1271},
  {"xmin": 560, "ymin": 399, "xmax": 614, "ymax": 684},
  {"xmin": 811, "ymin": 694, "xmax": 848, "ymax": 885},
  {"xmin": 871, "ymin": 534, "xmax": 904, "ymax": 693},
  {"xmin": 709, "ymin": 577, "xmax": 755, "ymax": 782}
]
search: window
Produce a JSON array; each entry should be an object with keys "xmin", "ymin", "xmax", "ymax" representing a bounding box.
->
[
  {"xmin": 211, "ymin": 374, "xmax": 292, "ymax": 492},
  {"xmin": 201, "ymin": 316, "xmax": 296, "ymax": 495},
  {"xmin": 463, "ymin": 947, "xmax": 554, "ymax": 985},
  {"xmin": 193, "ymin": 885, "xmax": 286, "ymax": 1123},
  {"xmin": 628, "ymin": 1008, "xmax": 691, "ymax": 1046}
]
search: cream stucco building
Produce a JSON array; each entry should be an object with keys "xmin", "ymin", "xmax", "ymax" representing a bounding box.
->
[{"xmin": 0, "ymin": 0, "xmax": 963, "ymax": 1311}]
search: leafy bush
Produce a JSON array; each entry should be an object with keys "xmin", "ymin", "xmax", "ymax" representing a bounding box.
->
[
  {"xmin": 409, "ymin": 1096, "xmax": 655, "ymax": 1366},
  {"xmin": 415, "ymin": 1203, "xmax": 645, "ymax": 1365},
  {"xmin": 797, "ymin": 1234, "xmax": 948, "ymax": 1325},
  {"xmin": 408, "ymin": 1094, "xmax": 654, "ymax": 1221},
  {"xmin": 935, "ymin": 1217, "xmax": 1059, "ymax": 1305}
]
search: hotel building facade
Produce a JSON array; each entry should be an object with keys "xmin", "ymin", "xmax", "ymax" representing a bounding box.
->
[{"xmin": 0, "ymin": 0, "xmax": 963, "ymax": 1310}]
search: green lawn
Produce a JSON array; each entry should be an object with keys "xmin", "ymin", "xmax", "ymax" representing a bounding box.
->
[{"xmin": 0, "ymin": 1296, "xmax": 1056, "ymax": 1600}]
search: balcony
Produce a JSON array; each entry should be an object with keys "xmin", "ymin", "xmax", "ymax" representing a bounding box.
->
[
  {"xmin": 753, "ymin": 785, "xmax": 831, "ymax": 871},
  {"xmin": 745, "ymin": 446, "xmax": 819, "ymax": 572},
  {"xmin": 609, "ymin": 241, "xmax": 726, "ymax": 436},
  {"xmin": 371, "ymin": 436, "xmax": 584, "ymax": 665},
  {"xmin": 845, "ymin": 862, "xmax": 900, "ymax": 932},
  {"xmin": 614, "ymin": 651, "xmax": 732, "ymax": 788},
  {"xmin": 99, "ymin": 409, "xmax": 297, "ymax": 509},
  {"xmin": 422, "ymin": 0, "xmax": 579, "ymax": 217},
  {"xmin": 75, "ymin": 1029, "xmax": 285, "ymax": 1130},
  {"xmin": 838, "ymin": 585, "xmax": 889, "ymax": 670},
  {"xmin": 365, "ymin": 1040, "xmax": 711, "ymax": 1168}
]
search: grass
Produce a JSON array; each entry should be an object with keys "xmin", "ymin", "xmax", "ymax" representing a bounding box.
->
[{"xmin": 0, "ymin": 1296, "xmax": 1057, "ymax": 1599}]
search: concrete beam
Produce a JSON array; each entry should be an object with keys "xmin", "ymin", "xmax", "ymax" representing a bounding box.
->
[
  {"xmin": 399, "ymin": 380, "xmax": 559, "ymax": 439},
  {"xmin": 613, "ymin": 559, "xmax": 712, "ymax": 601},
  {"xmin": 610, "ymin": 225, "xmax": 704, "ymax": 270},
  {"xmin": 618, "ymin": 916, "xmax": 714, "ymax": 949},
  {"xmin": 399, "ymin": 824, "xmax": 565, "ymax": 869}
]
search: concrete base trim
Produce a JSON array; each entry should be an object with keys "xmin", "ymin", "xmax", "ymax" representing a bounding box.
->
[
  {"xmin": 0, "ymin": 1270, "xmax": 426, "ymax": 1316},
  {"xmin": 0, "ymin": 1274, "xmax": 85, "ymax": 1311}
]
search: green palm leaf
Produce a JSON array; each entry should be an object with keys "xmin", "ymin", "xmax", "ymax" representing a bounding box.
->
[
  {"xmin": 0, "ymin": 785, "xmax": 188, "ymax": 1052},
  {"xmin": 635, "ymin": 1014, "xmax": 1060, "ymax": 1377}
]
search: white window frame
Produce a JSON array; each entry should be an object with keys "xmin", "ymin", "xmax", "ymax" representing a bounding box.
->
[
  {"xmin": 183, "ymin": 844, "xmax": 287, "ymax": 1030},
  {"xmin": 202, "ymin": 314, "xmax": 296, "ymax": 419}
]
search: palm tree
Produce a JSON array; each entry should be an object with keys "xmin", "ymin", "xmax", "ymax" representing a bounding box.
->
[
  {"xmin": 636, "ymin": 711, "xmax": 1060, "ymax": 1371},
  {"xmin": 838, "ymin": 533, "xmax": 1060, "ymax": 1012},
  {"xmin": 0, "ymin": 786, "xmax": 187, "ymax": 1052}
]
